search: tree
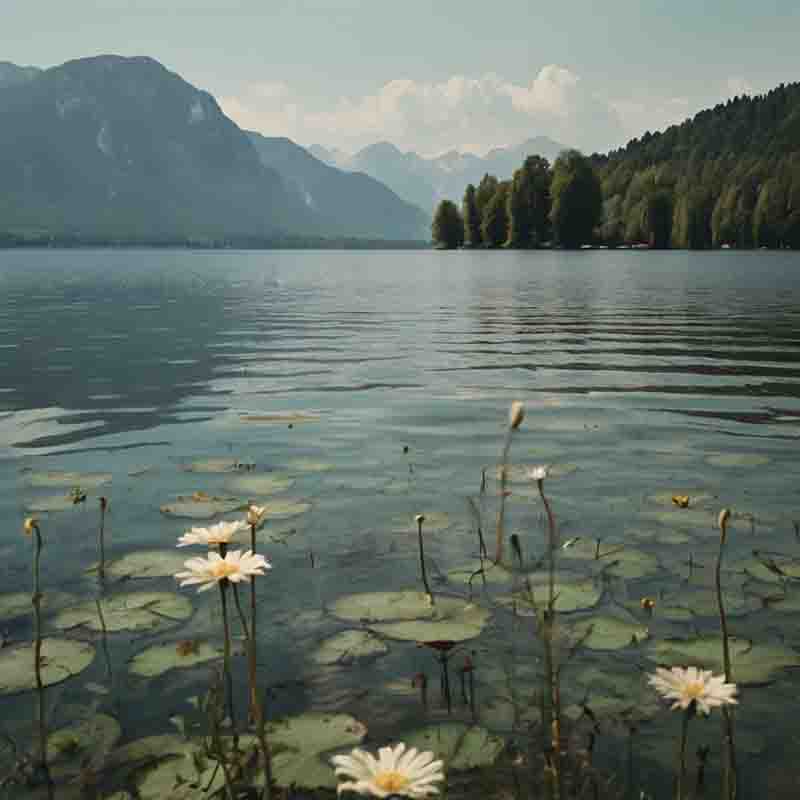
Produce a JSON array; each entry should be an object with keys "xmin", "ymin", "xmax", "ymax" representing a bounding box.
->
[
  {"xmin": 549, "ymin": 150, "xmax": 603, "ymax": 248},
  {"xmin": 645, "ymin": 191, "xmax": 673, "ymax": 248},
  {"xmin": 475, "ymin": 174, "xmax": 499, "ymax": 221},
  {"xmin": 506, "ymin": 156, "xmax": 551, "ymax": 247},
  {"xmin": 462, "ymin": 184, "xmax": 481, "ymax": 247},
  {"xmin": 481, "ymin": 183, "xmax": 510, "ymax": 248},
  {"xmin": 431, "ymin": 200, "xmax": 464, "ymax": 249}
]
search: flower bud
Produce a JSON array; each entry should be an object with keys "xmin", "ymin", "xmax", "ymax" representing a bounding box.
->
[
  {"xmin": 718, "ymin": 508, "xmax": 731, "ymax": 530},
  {"xmin": 415, "ymin": 514, "xmax": 425, "ymax": 525},
  {"xmin": 509, "ymin": 401, "xmax": 525, "ymax": 430},
  {"xmin": 23, "ymin": 517, "xmax": 38, "ymax": 536}
]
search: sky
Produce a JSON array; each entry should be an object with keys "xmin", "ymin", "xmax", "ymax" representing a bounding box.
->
[{"xmin": 2, "ymin": 0, "xmax": 799, "ymax": 157}]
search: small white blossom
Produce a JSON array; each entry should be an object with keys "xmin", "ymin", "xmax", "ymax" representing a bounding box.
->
[
  {"xmin": 509, "ymin": 401, "xmax": 525, "ymax": 430},
  {"xmin": 648, "ymin": 666, "xmax": 737, "ymax": 715},
  {"xmin": 175, "ymin": 550, "xmax": 270, "ymax": 592},
  {"xmin": 331, "ymin": 742, "xmax": 444, "ymax": 798},
  {"xmin": 176, "ymin": 520, "xmax": 247, "ymax": 548},
  {"xmin": 247, "ymin": 504, "xmax": 267, "ymax": 527},
  {"xmin": 527, "ymin": 465, "xmax": 550, "ymax": 482}
]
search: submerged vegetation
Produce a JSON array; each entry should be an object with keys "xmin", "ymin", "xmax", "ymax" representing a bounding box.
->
[
  {"xmin": 433, "ymin": 81, "xmax": 800, "ymax": 250},
  {"xmin": 3, "ymin": 402, "xmax": 800, "ymax": 799}
]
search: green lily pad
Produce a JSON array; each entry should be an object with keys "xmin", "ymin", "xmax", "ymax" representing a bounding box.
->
[
  {"xmin": 375, "ymin": 600, "xmax": 490, "ymax": 643},
  {"xmin": 240, "ymin": 412, "xmax": 320, "ymax": 424},
  {"xmin": 181, "ymin": 457, "xmax": 254, "ymax": 473},
  {"xmin": 129, "ymin": 640, "xmax": 221, "ymax": 678},
  {"xmin": 312, "ymin": 630, "xmax": 389, "ymax": 666},
  {"xmin": 160, "ymin": 493, "xmax": 244, "ymax": 519},
  {"xmin": 53, "ymin": 592, "xmax": 192, "ymax": 633},
  {"xmin": 649, "ymin": 635, "xmax": 800, "ymax": 685},
  {"xmin": 329, "ymin": 591, "xmax": 437, "ymax": 623},
  {"xmin": 706, "ymin": 453, "xmax": 770, "ymax": 468},
  {"xmin": 0, "ymin": 638, "xmax": 95, "ymax": 695},
  {"xmin": 23, "ymin": 470, "xmax": 112, "ymax": 488},
  {"xmin": 47, "ymin": 713, "xmax": 122, "ymax": 776},
  {"xmin": 105, "ymin": 550, "xmax": 190, "ymax": 580},
  {"xmin": 285, "ymin": 459, "xmax": 333, "ymax": 473},
  {"xmin": 224, "ymin": 474, "xmax": 295, "ymax": 496},
  {"xmin": 499, "ymin": 575, "xmax": 602, "ymax": 614},
  {"xmin": 25, "ymin": 493, "xmax": 91, "ymax": 512},
  {"xmin": 257, "ymin": 499, "xmax": 311, "ymax": 518},
  {"xmin": 569, "ymin": 615, "xmax": 649, "ymax": 650},
  {"xmin": 0, "ymin": 591, "xmax": 76, "ymax": 622},
  {"xmin": 670, "ymin": 587, "xmax": 759, "ymax": 618},
  {"xmin": 269, "ymin": 712, "xmax": 367, "ymax": 790},
  {"xmin": 446, "ymin": 562, "xmax": 514, "ymax": 587},
  {"xmin": 403, "ymin": 723, "xmax": 503, "ymax": 770},
  {"xmin": 641, "ymin": 508, "xmax": 716, "ymax": 530},
  {"xmin": 559, "ymin": 540, "xmax": 660, "ymax": 579},
  {"xmin": 742, "ymin": 557, "xmax": 800, "ymax": 584}
]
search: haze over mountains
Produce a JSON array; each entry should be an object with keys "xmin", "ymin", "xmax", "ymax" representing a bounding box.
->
[
  {"xmin": 0, "ymin": 55, "xmax": 429, "ymax": 242},
  {"xmin": 309, "ymin": 136, "xmax": 567, "ymax": 214}
]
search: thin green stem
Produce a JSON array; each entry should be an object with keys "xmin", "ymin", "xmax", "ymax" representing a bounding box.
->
[
  {"xmin": 31, "ymin": 525, "xmax": 54, "ymax": 800},
  {"xmin": 677, "ymin": 707, "xmax": 692, "ymax": 800},
  {"xmin": 218, "ymin": 579, "xmax": 237, "ymax": 750},
  {"xmin": 494, "ymin": 430, "xmax": 513, "ymax": 564},
  {"xmin": 98, "ymin": 497, "xmax": 107, "ymax": 581},
  {"xmin": 417, "ymin": 517, "xmax": 433, "ymax": 601},
  {"xmin": 250, "ymin": 524, "xmax": 258, "ymax": 644}
]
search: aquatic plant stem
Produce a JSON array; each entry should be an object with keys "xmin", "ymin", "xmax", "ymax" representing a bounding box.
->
[
  {"xmin": 232, "ymin": 584, "xmax": 273, "ymax": 800},
  {"xmin": 538, "ymin": 477, "xmax": 564, "ymax": 800},
  {"xmin": 676, "ymin": 706, "xmax": 692, "ymax": 800},
  {"xmin": 217, "ymin": 577, "xmax": 238, "ymax": 751},
  {"xmin": 29, "ymin": 521, "xmax": 54, "ymax": 800},
  {"xmin": 249, "ymin": 522, "xmax": 258, "ymax": 645},
  {"xmin": 98, "ymin": 496, "xmax": 107, "ymax": 581},
  {"xmin": 716, "ymin": 510, "xmax": 737, "ymax": 800},
  {"xmin": 494, "ymin": 429, "xmax": 513, "ymax": 564},
  {"xmin": 416, "ymin": 516, "xmax": 434, "ymax": 602}
]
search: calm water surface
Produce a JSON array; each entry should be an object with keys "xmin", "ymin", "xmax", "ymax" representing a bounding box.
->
[{"xmin": 1, "ymin": 249, "xmax": 800, "ymax": 797}]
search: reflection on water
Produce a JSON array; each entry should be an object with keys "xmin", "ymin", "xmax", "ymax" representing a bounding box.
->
[{"xmin": 1, "ymin": 249, "xmax": 800, "ymax": 798}]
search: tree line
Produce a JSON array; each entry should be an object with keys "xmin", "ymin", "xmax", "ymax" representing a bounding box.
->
[{"xmin": 432, "ymin": 81, "xmax": 800, "ymax": 250}]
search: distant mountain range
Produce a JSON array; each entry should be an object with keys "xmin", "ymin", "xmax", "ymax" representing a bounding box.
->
[
  {"xmin": 0, "ymin": 56, "xmax": 429, "ymax": 243},
  {"xmin": 309, "ymin": 136, "xmax": 567, "ymax": 213}
]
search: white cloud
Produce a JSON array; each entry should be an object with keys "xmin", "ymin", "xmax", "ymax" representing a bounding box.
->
[{"xmin": 221, "ymin": 65, "xmax": 627, "ymax": 156}]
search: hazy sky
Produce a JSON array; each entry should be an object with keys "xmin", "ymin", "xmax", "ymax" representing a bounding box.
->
[{"xmin": 3, "ymin": 0, "xmax": 799, "ymax": 156}]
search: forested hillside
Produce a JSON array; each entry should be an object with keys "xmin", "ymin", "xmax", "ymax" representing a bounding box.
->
[
  {"xmin": 596, "ymin": 82, "xmax": 800, "ymax": 248},
  {"xmin": 433, "ymin": 82, "xmax": 800, "ymax": 249}
]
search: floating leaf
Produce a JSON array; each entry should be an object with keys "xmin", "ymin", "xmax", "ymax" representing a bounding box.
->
[
  {"xmin": 159, "ymin": 493, "xmax": 244, "ymax": 519},
  {"xmin": 312, "ymin": 630, "xmax": 388, "ymax": 666},
  {"xmin": 706, "ymin": 453, "xmax": 770, "ymax": 468},
  {"xmin": 47, "ymin": 713, "xmax": 122, "ymax": 777},
  {"xmin": 23, "ymin": 470, "xmax": 112, "ymax": 488},
  {"xmin": 403, "ymin": 723, "xmax": 503, "ymax": 770},
  {"xmin": 446, "ymin": 562, "xmax": 514, "ymax": 587},
  {"xmin": 105, "ymin": 550, "xmax": 190, "ymax": 580},
  {"xmin": 285, "ymin": 459, "xmax": 333, "ymax": 473},
  {"xmin": 181, "ymin": 457, "xmax": 254, "ymax": 474},
  {"xmin": 0, "ymin": 638, "xmax": 95, "ymax": 695},
  {"xmin": 0, "ymin": 591, "xmax": 76, "ymax": 622},
  {"xmin": 129, "ymin": 640, "xmax": 220, "ymax": 678},
  {"xmin": 569, "ymin": 615, "xmax": 649, "ymax": 651},
  {"xmin": 499, "ymin": 576, "xmax": 602, "ymax": 614},
  {"xmin": 257, "ymin": 499, "xmax": 311, "ymax": 518},
  {"xmin": 53, "ymin": 592, "xmax": 192, "ymax": 633},
  {"xmin": 224, "ymin": 473, "xmax": 294, "ymax": 496},
  {"xmin": 330, "ymin": 591, "xmax": 437, "ymax": 623},
  {"xmin": 240, "ymin": 412, "xmax": 320, "ymax": 424}
]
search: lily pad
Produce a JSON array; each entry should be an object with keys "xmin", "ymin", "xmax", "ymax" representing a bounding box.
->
[
  {"xmin": 559, "ymin": 540, "xmax": 660, "ymax": 579},
  {"xmin": 569, "ymin": 615, "xmax": 649, "ymax": 650},
  {"xmin": 0, "ymin": 591, "xmax": 76, "ymax": 622},
  {"xmin": 706, "ymin": 453, "xmax": 770, "ymax": 468},
  {"xmin": 446, "ymin": 562, "xmax": 515, "ymax": 587},
  {"xmin": 499, "ymin": 575, "xmax": 602, "ymax": 614},
  {"xmin": 269, "ymin": 712, "xmax": 367, "ymax": 790},
  {"xmin": 403, "ymin": 723, "xmax": 503, "ymax": 770},
  {"xmin": 257, "ymin": 499, "xmax": 311, "ymax": 518},
  {"xmin": 648, "ymin": 490, "xmax": 716, "ymax": 508},
  {"xmin": 224, "ymin": 473, "xmax": 295, "ymax": 496},
  {"xmin": 47, "ymin": 713, "xmax": 122, "ymax": 776},
  {"xmin": 23, "ymin": 470, "xmax": 112, "ymax": 488},
  {"xmin": 312, "ymin": 630, "xmax": 388, "ymax": 666},
  {"xmin": 371, "ymin": 598, "xmax": 490, "ymax": 643},
  {"xmin": 181, "ymin": 457, "xmax": 254, "ymax": 474},
  {"xmin": 286, "ymin": 458, "xmax": 333, "ymax": 473},
  {"xmin": 106, "ymin": 550, "xmax": 190, "ymax": 580},
  {"xmin": 330, "ymin": 591, "xmax": 438, "ymax": 623},
  {"xmin": 240, "ymin": 412, "xmax": 320, "ymax": 424},
  {"xmin": 160, "ymin": 492, "xmax": 244, "ymax": 519},
  {"xmin": 53, "ymin": 592, "xmax": 192, "ymax": 633},
  {"xmin": 25, "ymin": 493, "xmax": 91, "ymax": 512},
  {"xmin": 0, "ymin": 638, "xmax": 95, "ymax": 695},
  {"xmin": 129, "ymin": 640, "xmax": 220, "ymax": 678},
  {"xmin": 648, "ymin": 635, "xmax": 800, "ymax": 685}
]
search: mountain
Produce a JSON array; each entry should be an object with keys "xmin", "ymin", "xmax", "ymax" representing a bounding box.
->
[
  {"xmin": 333, "ymin": 136, "xmax": 567, "ymax": 213},
  {"xmin": 247, "ymin": 134, "xmax": 430, "ymax": 240},
  {"xmin": 0, "ymin": 62, "xmax": 41, "ymax": 88},
  {"xmin": 0, "ymin": 56, "xmax": 428, "ymax": 243}
]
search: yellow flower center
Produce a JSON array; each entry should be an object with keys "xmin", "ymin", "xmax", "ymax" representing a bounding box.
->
[
  {"xmin": 210, "ymin": 562, "xmax": 240, "ymax": 580},
  {"xmin": 684, "ymin": 680, "xmax": 706, "ymax": 701},
  {"xmin": 374, "ymin": 771, "xmax": 410, "ymax": 793}
]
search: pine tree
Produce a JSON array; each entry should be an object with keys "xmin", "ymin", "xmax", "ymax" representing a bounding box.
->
[
  {"xmin": 549, "ymin": 150, "xmax": 602, "ymax": 248},
  {"xmin": 481, "ymin": 183, "xmax": 510, "ymax": 248},
  {"xmin": 462, "ymin": 184, "xmax": 482, "ymax": 247},
  {"xmin": 431, "ymin": 200, "xmax": 464, "ymax": 249}
]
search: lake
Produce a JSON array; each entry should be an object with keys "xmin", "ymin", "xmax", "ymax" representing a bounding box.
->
[{"xmin": 1, "ymin": 248, "xmax": 800, "ymax": 798}]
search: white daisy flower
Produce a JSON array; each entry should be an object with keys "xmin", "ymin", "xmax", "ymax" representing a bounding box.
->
[
  {"xmin": 175, "ymin": 550, "xmax": 270, "ymax": 592},
  {"xmin": 176, "ymin": 520, "xmax": 248, "ymax": 548},
  {"xmin": 527, "ymin": 465, "xmax": 550, "ymax": 482},
  {"xmin": 648, "ymin": 666, "xmax": 738, "ymax": 715},
  {"xmin": 331, "ymin": 742, "xmax": 444, "ymax": 798}
]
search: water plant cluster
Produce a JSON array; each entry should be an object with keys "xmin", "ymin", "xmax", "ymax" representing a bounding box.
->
[{"xmin": 1, "ymin": 401, "xmax": 797, "ymax": 800}]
